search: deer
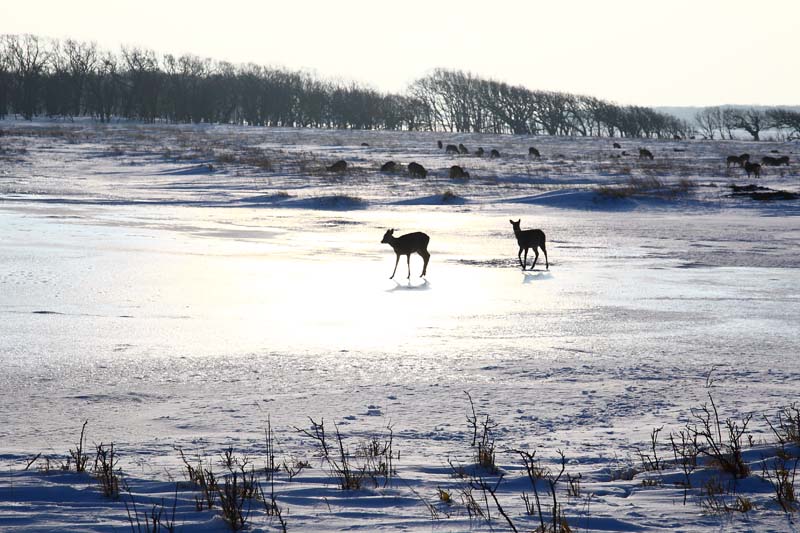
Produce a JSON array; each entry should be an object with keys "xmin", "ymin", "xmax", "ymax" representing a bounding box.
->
[
  {"xmin": 458, "ymin": 143, "xmax": 469, "ymax": 155},
  {"xmin": 762, "ymin": 155, "xmax": 789, "ymax": 166},
  {"xmin": 449, "ymin": 165, "xmax": 469, "ymax": 179},
  {"xmin": 445, "ymin": 144, "xmax": 460, "ymax": 155},
  {"xmin": 529, "ymin": 146, "xmax": 541, "ymax": 158},
  {"xmin": 476, "ymin": 147, "xmax": 485, "ymax": 156},
  {"xmin": 744, "ymin": 161, "xmax": 761, "ymax": 178},
  {"xmin": 613, "ymin": 142, "xmax": 621, "ymax": 149},
  {"xmin": 510, "ymin": 219, "xmax": 548, "ymax": 271},
  {"xmin": 638, "ymin": 148, "xmax": 654, "ymax": 160},
  {"xmin": 726, "ymin": 155, "xmax": 742, "ymax": 168},
  {"xmin": 437, "ymin": 140, "xmax": 443, "ymax": 149},
  {"xmin": 381, "ymin": 229, "xmax": 430, "ymax": 279},
  {"xmin": 380, "ymin": 161, "xmax": 397, "ymax": 172},
  {"xmin": 408, "ymin": 161, "xmax": 427, "ymax": 178},
  {"xmin": 327, "ymin": 160, "xmax": 347, "ymax": 172},
  {"xmin": 490, "ymin": 149, "xmax": 501, "ymax": 158}
]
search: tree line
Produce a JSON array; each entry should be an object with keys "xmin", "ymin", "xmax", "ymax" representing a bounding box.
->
[
  {"xmin": 693, "ymin": 106, "xmax": 800, "ymax": 141},
  {"xmin": 0, "ymin": 33, "xmax": 693, "ymax": 138}
]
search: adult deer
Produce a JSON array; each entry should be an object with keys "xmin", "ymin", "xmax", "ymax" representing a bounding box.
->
[
  {"xmin": 381, "ymin": 229, "xmax": 430, "ymax": 279},
  {"xmin": 408, "ymin": 161, "xmax": 427, "ymax": 178},
  {"xmin": 510, "ymin": 219, "xmax": 548, "ymax": 271},
  {"xmin": 744, "ymin": 161, "xmax": 761, "ymax": 178}
]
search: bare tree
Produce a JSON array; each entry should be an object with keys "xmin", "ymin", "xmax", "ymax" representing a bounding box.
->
[
  {"xmin": 695, "ymin": 107, "xmax": 722, "ymax": 139},
  {"xmin": 729, "ymin": 107, "xmax": 770, "ymax": 141},
  {"xmin": 6, "ymin": 34, "xmax": 51, "ymax": 119},
  {"xmin": 767, "ymin": 108, "xmax": 800, "ymax": 139}
]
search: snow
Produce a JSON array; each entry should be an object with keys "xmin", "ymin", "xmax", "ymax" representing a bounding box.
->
[{"xmin": 1, "ymin": 120, "xmax": 800, "ymax": 531}]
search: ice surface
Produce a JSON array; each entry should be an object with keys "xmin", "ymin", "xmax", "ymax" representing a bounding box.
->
[{"xmin": 1, "ymin": 121, "xmax": 799, "ymax": 531}]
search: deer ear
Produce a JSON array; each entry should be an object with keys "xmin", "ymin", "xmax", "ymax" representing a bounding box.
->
[{"xmin": 509, "ymin": 219, "xmax": 514, "ymax": 224}]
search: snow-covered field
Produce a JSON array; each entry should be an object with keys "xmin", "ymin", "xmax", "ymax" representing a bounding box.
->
[{"xmin": 1, "ymin": 121, "xmax": 799, "ymax": 532}]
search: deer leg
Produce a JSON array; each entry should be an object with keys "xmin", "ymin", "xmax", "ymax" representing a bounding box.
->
[
  {"xmin": 419, "ymin": 250, "xmax": 430, "ymax": 277},
  {"xmin": 542, "ymin": 244, "xmax": 549, "ymax": 270},
  {"xmin": 406, "ymin": 254, "xmax": 411, "ymax": 279},
  {"xmin": 390, "ymin": 254, "xmax": 400, "ymax": 279},
  {"xmin": 518, "ymin": 248, "xmax": 525, "ymax": 269},
  {"xmin": 523, "ymin": 248, "xmax": 529, "ymax": 271},
  {"xmin": 531, "ymin": 248, "xmax": 539, "ymax": 270}
]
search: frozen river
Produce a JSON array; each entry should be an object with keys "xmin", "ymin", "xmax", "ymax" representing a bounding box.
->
[
  {"xmin": 2, "ymin": 202, "xmax": 798, "ymax": 453},
  {"xmin": 1, "ymin": 123, "xmax": 799, "ymax": 531}
]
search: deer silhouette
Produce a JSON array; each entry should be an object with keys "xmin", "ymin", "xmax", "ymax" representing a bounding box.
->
[
  {"xmin": 327, "ymin": 160, "xmax": 347, "ymax": 172},
  {"xmin": 449, "ymin": 165, "xmax": 470, "ymax": 179},
  {"xmin": 726, "ymin": 155, "xmax": 743, "ymax": 168},
  {"xmin": 510, "ymin": 219, "xmax": 548, "ymax": 271},
  {"xmin": 458, "ymin": 143, "xmax": 469, "ymax": 155},
  {"xmin": 490, "ymin": 149, "xmax": 501, "ymax": 158},
  {"xmin": 445, "ymin": 144, "xmax": 460, "ymax": 155},
  {"xmin": 528, "ymin": 147, "xmax": 541, "ymax": 158},
  {"xmin": 408, "ymin": 162, "xmax": 427, "ymax": 178},
  {"xmin": 638, "ymin": 148, "xmax": 654, "ymax": 160},
  {"xmin": 381, "ymin": 229, "xmax": 430, "ymax": 279},
  {"xmin": 761, "ymin": 155, "xmax": 789, "ymax": 166},
  {"xmin": 744, "ymin": 161, "xmax": 761, "ymax": 178}
]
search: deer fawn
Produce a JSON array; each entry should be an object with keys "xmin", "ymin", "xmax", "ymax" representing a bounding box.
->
[
  {"xmin": 510, "ymin": 219, "xmax": 548, "ymax": 270},
  {"xmin": 381, "ymin": 229, "xmax": 431, "ymax": 279}
]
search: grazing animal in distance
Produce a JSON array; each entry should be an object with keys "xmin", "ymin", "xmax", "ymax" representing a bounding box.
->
[
  {"xmin": 739, "ymin": 153, "xmax": 750, "ymax": 164},
  {"xmin": 327, "ymin": 160, "xmax": 347, "ymax": 172},
  {"xmin": 449, "ymin": 165, "xmax": 470, "ymax": 179},
  {"xmin": 726, "ymin": 155, "xmax": 742, "ymax": 168},
  {"xmin": 673, "ymin": 134, "xmax": 682, "ymax": 140},
  {"xmin": 762, "ymin": 155, "xmax": 788, "ymax": 166},
  {"xmin": 613, "ymin": 142, "xmax": 621, "ymax": 149},
  {"xmin": 529, "ymin": 147, "xmax": 541, "ymax": 158},
  {"xmin": 408, "ymin": 161, "xmax": 427, "ymax": 178},
  {"xmin": 770, "ymin": 149, "xmax": 779, "ymax": 153},
  {"xmin": 510, "ymin": 219, "xmax": 548, "ymax": 271},
  {"xmin": 490, "ymin": 149, "xmax": 501, "ymax": 158},
  {"xmin": 437, "ymin": 140, "xmax": 443, "ymax": 149},
  {"xmin": 380, "ymin": 161, "xmax": 397, "ymax": 172},
  {"xmin": 476, "ymin": 147, "xmax": 484, "ymax": 156},
  {"xmin": 361, "ymin": 142, "xmax": 370, "ymax": 147},
  {"xmin": 445, "ymin": 144, "xmax": 459, "ymax": 155},
  {"xmin": 458, "ymin": 143, "xmax": 469, "ymax": 155},
  {"xmin": 744, "ymin": 161, "xmax": 761, "ymax": 178},
  {"xmin": 381, "ymin": 229, "xmax": 430, "ymax": 279},
  {"xmin": 638, "ymin": 148, "xmax": 654, "ymax": 160}
]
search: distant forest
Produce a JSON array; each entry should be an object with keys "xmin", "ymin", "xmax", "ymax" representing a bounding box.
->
[{"xmin": 1, "ymin": 34, "xmax": 799, "ymax": 140}]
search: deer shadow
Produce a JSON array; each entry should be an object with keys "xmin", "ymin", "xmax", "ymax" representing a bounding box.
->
[
  {"xmin": 386, "ymin": 279, "xmax": 431, "ymax": 292},
  {"xmin": 522, "ymin": 270, "xmax": 552, "ymax": 284}
]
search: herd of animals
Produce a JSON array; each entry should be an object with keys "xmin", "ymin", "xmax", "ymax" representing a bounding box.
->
[
  {"xmin": 381, "ymin": 218, "xmax": 549, "ymax": 280},
  {"xmin": 324, "ymin": 140, "xmax": 792, "ymax": 182},
  {"xmin": 725, "ymin": 152, "xmax": 791, "ymax": 179},
  {"xmin": 332, "ymin": 138, "xmax": 792, "ymax": 279}
]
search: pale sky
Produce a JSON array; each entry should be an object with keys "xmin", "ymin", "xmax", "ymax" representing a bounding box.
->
[{"xmin": 2, "ymin": 0, "xmax": 798, "ymax": 106}]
